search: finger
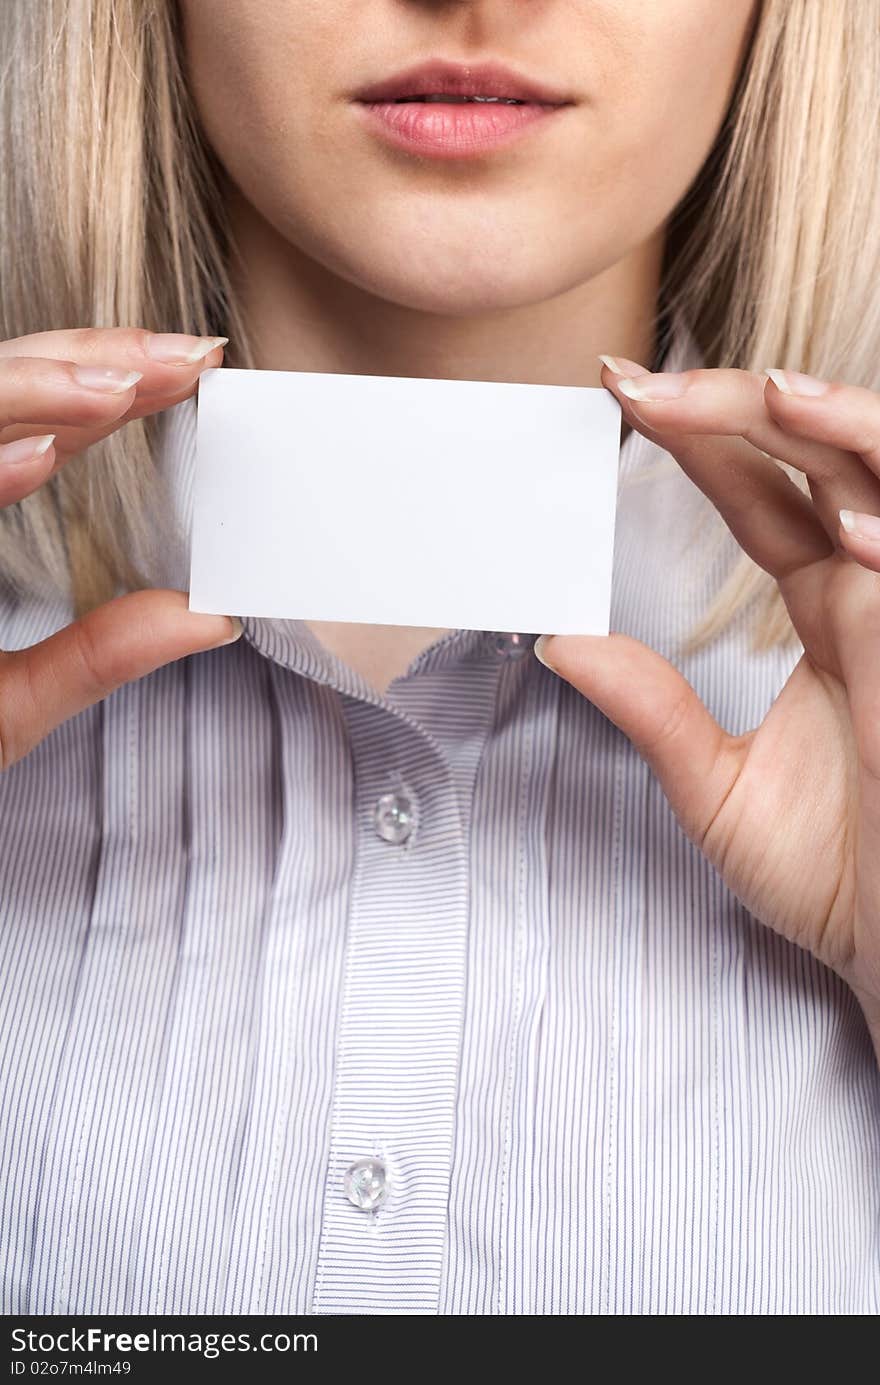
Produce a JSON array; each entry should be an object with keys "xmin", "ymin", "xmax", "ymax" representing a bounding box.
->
[
  {"xmin": 7, "ymin": 373, "xmax": 218, "ymax": 469},
  {"xmin": 0, "ymin": 328, "xmax": 227, "ymax": 449},
  {"xmin": 0, "ymin": 354, "xmax": 142, "ymax": 492},
  {"xmin": 599, "ymin": 361, "xmax": 832, "ymax": 580},
  {"xmin": 830, "ymin": 573, "xmax": 880, "ymax": 1003},
  {"xmin": 0, "ymin": 355, "xmax": 143, "ymax": 437},
  {"xmin": 3, "ymin": 373, "xmax": 213, "ymax": 470},
  {"xmin": 533, "ymin": 631, "xmax": 743, "ymax": 851},
  {"xmin": 0, "ymin": 590, "xmax": 242, "ymax": 771},
  {"xmin": 0, "ymin": 433, "xmax": 58, "ymax": 507},
  {"xmin": 762, "ymin": 369, "xmax": 880, "ymax": 474},
  {"xmin": 0, "ymin": 326, "xmax": 227, "ymax": 379},
  {"xmin": 601, "ymin": 360, "xmax": 880, "ymax": 544},
  {"xmin": 762, "ymin": 369, "xmax": 880, "ymax": 534},
  {"xmin": 838, "ymin": 508, "xmax": 880, "ymax": 575}
]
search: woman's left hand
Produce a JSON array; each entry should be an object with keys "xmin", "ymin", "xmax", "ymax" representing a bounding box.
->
[{"xmin": 535, "ymin": 358, "xmax": 880, "ymax": 1059}]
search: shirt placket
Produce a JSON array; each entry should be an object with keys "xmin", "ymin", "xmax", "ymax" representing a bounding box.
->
[{"xmin": 309, "ymin": 694, "xmax": 469, "ymax": 1314}]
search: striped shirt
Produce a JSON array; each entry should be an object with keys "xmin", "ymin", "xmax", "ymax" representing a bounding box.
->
[{"xmin": 1, "ymin": 322, "xmax": 878, "ymax": 1316}]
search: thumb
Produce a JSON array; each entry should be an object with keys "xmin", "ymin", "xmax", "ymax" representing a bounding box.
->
[
  {"xmin": 1, "ymin": 588, "xmax": 242, "ymax": 770},
  {"xmin": 534, "ymin": 632, "xmax": 742, "ymax": 847}
]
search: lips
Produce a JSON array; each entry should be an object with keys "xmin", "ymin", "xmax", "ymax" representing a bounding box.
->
[
  {"xmin": 353, "ymin": 58, "xmax": 573, "ymax": 159},
  {"xmin": 354, "ymin": 58, "xmax": 572, "ymax": 107}
]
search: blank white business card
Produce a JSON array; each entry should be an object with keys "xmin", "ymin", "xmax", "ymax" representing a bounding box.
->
[{"xmin": 189, "ymin": 366, "xmax": 621, "ymax": 634}]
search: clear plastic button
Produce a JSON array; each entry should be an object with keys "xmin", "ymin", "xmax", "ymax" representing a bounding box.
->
[
  {"xmin": 374, "ymin": 790, "xmax": 414, "ymax": 844},
  {"xmin": 344, "ymin": 1158, "xmax": 388, "ymax": 1211},
  {"xmin": 491, "ymin": 632, "xmax": 531, "ymax": 659}
]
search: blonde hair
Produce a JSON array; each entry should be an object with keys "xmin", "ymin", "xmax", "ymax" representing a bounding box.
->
[{"xmin": 1, "ymin": 0, "xmax": 879, "ymax": 646}]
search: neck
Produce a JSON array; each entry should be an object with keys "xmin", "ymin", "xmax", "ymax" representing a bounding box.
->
[
  {"xmin": 225, "ymin": 189, "xmax": 665, "ymax": 691},
  {"xmin": 227, "ymin": 187, "xmax": 664, "ymax": 387}
]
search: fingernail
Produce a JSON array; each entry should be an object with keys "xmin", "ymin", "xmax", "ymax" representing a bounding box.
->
[
  {"xmin": 146, "ymin": 334, "xmax": 229, "ymax": 365},
  {"xmin": 217, "ymin": 615, "xmax": 244, "ymax": 645},
  {"xmin": 0, "ymin": 433, "xmax": 55, "ymax": 465},
  {"xmin": 764, "ymin": 368, "xmax": 829, "ymax": 397},
  {"xmin": 597, "ymin": 354, "xmax": 648, "ymax": 379},
  {"xmin": 72, "ymin": 365, "xmax": 143, "ymax": 393},
  {"xmin": 533, "ymin": 634, "xmax": 557, "ymax": 670},
  {"xmin": 618, "ymin": 371, "xmax": 687, "ymax": 402},
  {"xmin": 839, "ymin": 508, "xmax": 880, "ymax": 541}
]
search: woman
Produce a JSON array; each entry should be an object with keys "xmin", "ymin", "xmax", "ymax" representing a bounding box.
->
[{"xmin": 1, "ymin": 0, "xmax": 878, "ymax": 1316}]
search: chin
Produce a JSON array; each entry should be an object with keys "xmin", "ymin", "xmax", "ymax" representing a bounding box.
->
[
  {"xmin": 321, "ymin": 240, "xmax": 583, "ymax": 317},
  {"xmin": 361, "ymin": 277, "xmax": 559, "ymax": 317}
]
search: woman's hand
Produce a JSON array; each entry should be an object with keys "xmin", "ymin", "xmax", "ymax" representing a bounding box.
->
[
  {"xmin": 535, "ymin": 357, "xmax": 880, "ymax": 1058},
  {"xmin": 0, "ymin": 327, "xmax": 240, "ymax": 770}
]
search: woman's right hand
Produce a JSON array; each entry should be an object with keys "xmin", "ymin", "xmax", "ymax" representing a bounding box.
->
[{"xmin": 0, "ymin": 327, "xmax": 242, "ymax": 771}]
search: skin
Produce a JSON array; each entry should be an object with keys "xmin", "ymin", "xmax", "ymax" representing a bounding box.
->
[{"xmin": 6, "ymin": 4, "xmax": 880, "ymax": 1055}]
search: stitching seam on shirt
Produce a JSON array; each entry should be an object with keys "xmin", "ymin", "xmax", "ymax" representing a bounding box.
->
[
  {"xmin": 603, "ymin": 724, "xmax": 626, "ymax": 1316},
  {"xmin": 437, "ymin": 655, "xmax": 505, "ymax": 1313},
  {"xmin": 57, "ymin": 685, "xmax": 137, "ymax": 1312},
  {"xmin": 254, "ymin": 672, "xmax": 324, "ymax": 1314},
  {"xmin": 711, "ymin": 874, "xmax": 721, "ymax": 1315},
  {"xmin": 150, "ymin": 666, "xmax": 193, "ymax": 1315},
  {"xmin": 311, "ymin": 702, "xmax": 364, "ymax": 1314},
  {"xmin": 496, "ymin": 668, "xmax": 535, "ymax": 1316}
]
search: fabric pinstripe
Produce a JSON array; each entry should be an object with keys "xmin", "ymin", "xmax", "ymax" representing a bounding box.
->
[{"xmin": 1, "ymin": 320, "xmax": 878, "ymax": 1315}]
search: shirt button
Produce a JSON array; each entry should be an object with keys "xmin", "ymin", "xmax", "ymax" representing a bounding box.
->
[
  {"xmin": 374, "ymin": 790, "xmax": 414, "ymax": 844},
  {"xmin": 491, "ymin": 632, "xmax": 531, "ymax": 659},
  {"xmin": 344, "ymin": 1158, "xmax": 388, "ymax": 1211}
]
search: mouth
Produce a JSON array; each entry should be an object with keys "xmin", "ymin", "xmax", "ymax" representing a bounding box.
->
[
  {"xmin": 355, "ymin": 57, "xmax": 572, "ymax": 106},
  {"xmin": 390, "ymin": 95, "xmax": 529, "ymax": 104},
  {"xmin": 352, "ymin": 58, "xmax": 574, "ymax": 159}
]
